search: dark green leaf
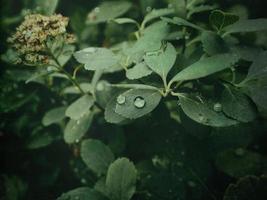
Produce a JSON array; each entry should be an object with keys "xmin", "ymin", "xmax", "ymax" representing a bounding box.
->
[
  {"xmin": 42, "ymin": 106, "xmax": 67, "ymax": 126},
  {"xmin": 209, "ymin": 10, "xmax": 239, "ymax": 31}
]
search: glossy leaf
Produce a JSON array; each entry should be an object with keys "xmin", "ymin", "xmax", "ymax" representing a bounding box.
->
[
  {"xmin": 170, "ymin": 53, "xmax": 240, "ymax": 83},
  {"xmin": 115, "ymin": 89, "xmax": 162, "ymax": 119},
  {"xmin": 64, "ymin": 111, "xmax": 93, "ymax": 144},
  {"xmin": 144, "ymin": 42, "xmax": 177, "ymax": 79},
  {"xmin": 65, "ymin": 95, "xmax": 95, "ymax": 120},
  {"xmin": 81, "ymin": 139, "xmax": 115, "ymax": 176},
  {"xmin": 106, "ymin": 158, "xmax": 137, "ymax": 200},
  {"xmin": 179, "ymin": 95, "xmax": 238, "ymax": 127}
]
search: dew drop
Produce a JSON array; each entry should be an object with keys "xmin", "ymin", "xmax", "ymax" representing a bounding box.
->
[
  {"xmin": 117, "ymin": 95, "xmax": 126, "ymax": 105},
  {"xmin": 81, "ymin": 178, "xmax": 87, "ymax": 184},
  {"xmin": 235, "ymin": 148, "xmax": 245, "ymax": 156},
  {"xmin": 134, "ymin": 97, "xmax": 146, "ymax": 108},
  {"xmin": 213, "ymin": 103, "xmax": 222, "ymax": 112},
  {"xmin": 146, "ymin": 6, "xmax": 152, "ymax": 12},
  {"xmin": 76, "ymin": 120, "xmax": 80, "ymax": 125}
]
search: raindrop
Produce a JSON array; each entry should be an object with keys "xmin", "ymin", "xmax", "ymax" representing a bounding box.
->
[
  {"xmin": 146, "ymin": 6, "xmax": 152, "ymax": 12},
  {"xmin": 185, "ymin": 35, "xmax": 190, "ymax": 40},
  {"xmin": 213, "ymin": 103, "xmax": 222, "ymax": 112},
  {"xmin": 117, "ymin": 95, "xmax": 126, "ymax": 105},
  {"xmin": 235, "ymin": 148, "xmax": 245, "ymax": 156},
  {"xmin": 134, "ymin": 97, "xmax": 146, "ymax": 108},
  {"xmin": 81, "ymin": 178, "xmax": 87, "ymax": 184},
  {"xmin": 199, "ymin": 115, "xmax": 206, "ymax": 123}
]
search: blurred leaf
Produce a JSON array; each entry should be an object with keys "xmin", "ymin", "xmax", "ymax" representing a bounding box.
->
[
  {"xmin": 81, "ymin": 139, "xmax": 114, "ymax": 176},
  {"xmin": 65, "ymin": 95, "xmax": 95, "ymax": 120},
  {"xmin": 26, "ymin": 132, "xmax": 55, "ymax": 149},
  {"xmin": 34, "ymin": 0, "xmax": 59, "ymax": 15},
  {"xmin": 42, "ymin": 106, "xmax": 67, "ymax": 126},
  {"xmin": 106, "ymin": 158, "xmax": 137, "ymax": 200},
  {"xmin": 3, "ymin": 175, "xmax": 28, "ymax": 200},
  {"xmin": 223, "ymin": 175, "xmax": 267, "ymax": 200},
  {"xmin": 87, "ymin": 1, "xmax": 132, "ymax": 24},
  {"xmin": 57, "ymin": 187, "xmax": 107, "ymax": 200},
  {"xmin": 64, "ymin": 111, "xmax": 93, "ymax": 144},
  {"xmin": 115, "ymin": 89, "xmax": 162, "ymax": 119},
  {"xmin": 142, "ymin": 8, "xmax": 174, "ymax": 27},
  {"xmin": 112, "ymin": 18, "xmax": 138, "ymax": 26},
  {"xmin": 216, "ymin": 149, "xmax": 264, "ymax": 178},
  {"xmin": 162, "ymin": 17, "xmax": 204, "ymax": 31}
]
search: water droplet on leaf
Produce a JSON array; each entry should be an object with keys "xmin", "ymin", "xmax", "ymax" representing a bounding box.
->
[
  {"xmin": 134, "ymin": 97, "xmax": 146, "ymax": 108},
  {"xmin": 117, "ymin": 95, "xmax": 126, "ymax": 105},
  {"xmin": 213, "ymin": 103, "xmax": 222, "ymax": 112}
]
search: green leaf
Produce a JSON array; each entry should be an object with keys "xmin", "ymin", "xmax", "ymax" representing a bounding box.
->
[
  {"xmin": 26, "ymin": 132, "xmax": 55, "ymax": 149},
  {"xmin": 65, "ymin": 95, "xmax": 95, "ymax": 120},
  {"xmin": 142, "ymin": 8, "xmax": 174, "ymax": 27},
  {"xmin": 223, "ymin": 175, "xmax": 267, "ymax": 200},
  {"xmin": 105, "ymin": 96, "xmax": 128, "ymax": 124},
  {"xmin": 74, "ymin": 47, "xmax": 119, "ymax": 71},
  {"xmin": 81, "ymin": 139, "xmax": 115, "ymax": 176},
  {"xmin": 112, "ymin": 18, "xmax": 138, "ymax": 26},
  {"xmin": 230, "ymin": 45, "xmax": 263, "ymax": 62},
  {"xmin": 209, "ymin": 10, "xmax": 239, "ymax": 31},
  {"xmin": 224, "ymin": 18, "xmax": 267, "ymax": 34},
  {"xmin": 126, "ymin": 62, "xmax": 152, "ymax": 80},
  {"xmin": 115, "ymin": 89, "xmax": 162, "ymax": 119},
  {"xmin": 201, "ymin": 31, "xmax": 229, "ymax": 55},
  {"xmin": 216, "ymin": 149, "xmax": 263, "ymax": 178},
  {"xmin": 57, "ymin": 187, "xmax": 107, "ymax": 200},
  {"xmin": 62, "ymin": 83, "xmax": 92, "ymax": 94},
  {"xmin": 144, "ymin": 42, "xmax": 177, "ymax": 79},
  {"xmin": 34, "ymin": 0, "xmax": 59, "ymax": 15},
  {"xmin": 58, "ymin": 44, "xmax": 75, "ymax": 66},
  {"xmin": 106, "ymin": 158, "xmax": 137, "ymax": 200},
  {"xmin": 64, "ymin": 111, "xmax": 93, "ymax": 144},
  {"xmin": 170, "ymin": 53, "xmax": 240, "ymax": 83},
  {"xmin": 87, "ymin": 1, "xmax": 132, "ymax": 24},
  {"xmin": 162, "ymin": 17, "xmax": 204, "ymax": 31},
  {"xmin": 246, "ymin": 51, "xmax": 267, "ymax": 80},
  {"xmin": 179, "ymin": 95, "xmax": 238, "ymax": 127},
  {"xmin": 221, "ymin": 86, "xmax": 257, "ymax": 123},
  {"xmin": 188, "ymin": 5, "xmax": 217, "ymax": 18},
  {"xmin": 42, "ymin": 106, "xmax": 67, "ymax": 126}
]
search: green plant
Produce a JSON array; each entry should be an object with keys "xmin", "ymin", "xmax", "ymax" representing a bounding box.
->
[{"xmin": 1, "ymin": 0, "xmax": 267, "ymax": 200}]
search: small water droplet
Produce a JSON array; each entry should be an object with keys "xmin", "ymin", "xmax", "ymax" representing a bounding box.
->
[
  {"xmin": 146, "ymin": 6, "xmax": 152, "ymax": 12},
  {"xmin": 199, "ymin": 115, "xmax": 206, "ymax": 122},
  {"xmin": 188, "ymin": 181, "xmax": 196, "ymax": 187},
  {"xmin": 94, "ymin": 7, "xmax": 100, "ymax": 13},
  {"xmin": 134, "ymin": 97, "xmax": 146, "ymax": 108},
  {"xmin": 117, "ymin": 95, "xmax": 126, "ymax": 105},
  {"xmin": 235, "ymin": 148, "xmax": 245, "ymax": 156},
  {"xmin": 185, "ymin": 35, "xmax": 190, "ymax": 40},
  {"xmin": 81, "ymin": 178, "xmax": 87, "ymax": 184},
  {"xmin": 213, "ymin": 103, "xmax": 222, "ymax": 112}
]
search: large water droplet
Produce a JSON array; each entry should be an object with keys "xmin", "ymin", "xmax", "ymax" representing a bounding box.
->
[
  {"xmin": 134, "ymin": 97, "xmax": 146, "ymax": 108},
  {"xmin": 213, "ymin": 103, "xmax": 222, "ymax": 112},
  {"xmin": 117, "ymin": 95, "xmax": 126, "ymax": 105}
]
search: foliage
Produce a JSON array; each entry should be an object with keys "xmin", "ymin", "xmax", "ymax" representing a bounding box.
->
[{"xmin": 1, "ymin": 0, "xmax": 267, "ymax": 200}]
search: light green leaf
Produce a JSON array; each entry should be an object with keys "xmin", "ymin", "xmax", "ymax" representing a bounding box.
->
[
  {"xmin": 126, "ymin": 62, "xmax": 152, "ymax": 80},
  {"xmin": 224, "ymin": 18, "xmax": 267, "ymax": 34},
  {"xmin": 87, "ymin": 1, "xmax": 132, "ymax": 24},
  {"xmin": 144, "ymin": 42, "xmax": 177, "ymax": 79},
  {"xmin": 170, "ymin": 53, "xmax": 240, "ymax": 83},
  {"xmin": 42, "ymin": 106, "xmax": 67, "ymax": 126},
  {"xmin": 209, "ymin": 10, "xmax": 239, "ymax": 31},
  {"xmin": 221, "ymin": 86, "xmax": 257, "ymax": 123},
  {"xmin": 65, "ymin": 95, "xmax": 95, "ymax": 120},
  {"xmin": 112, "ymin": 18, "xmax": 138, "ymax": 26},
  {"xmin": 106, "ymin": 158, "xmax": 137, "ymax": 200},
  {"xmin": 57, "ymin": 187, "xmax": 107, "ymax": 200},
  {"xmin": 64, "ymin": 111, "xmax": 93, "ymax": 144},
  {"xmin": 216, "ymin": 149, "xmax": 263, "ymax": 178},
  {"xmin": 26, "ymin": 132, "xmax": 55, "ymax": 149},
  {"xmin": 201, "ymin": 31, "xmax": 229, "ymax": 55},
  {"xmin": 179, "ymin": 95, "xmax": 238, "ymax": 127},
  {"xmin": 115, "ymin": 89, "xmax": 162, "ymax": 119},
  {"xmin": 162, "ymin": 17, "xmax": 204, "ymax": 31},
  {"xmin": 142, "ymin": 8, "xmax": 174, "ymax": 27},
  {"xmin": 81, "ymin": 139, "xmax": 115, "ymax": 176},
  {"xmin": 34, "ymin": 0, "xmax": 59, "ymax": 15},
  {"xmin": 74, "ymin": 47, "xmax": 119, "ymax": 71}
]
